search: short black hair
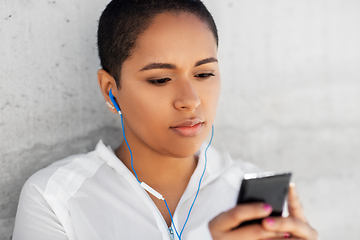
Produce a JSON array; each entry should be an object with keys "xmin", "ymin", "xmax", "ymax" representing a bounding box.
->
[{"xmin": 97, "ymin": 0, "xmax": 218, "ymax": 88}]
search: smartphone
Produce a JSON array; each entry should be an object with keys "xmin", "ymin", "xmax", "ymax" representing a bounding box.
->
[{"xmin": 235, "ymin": 172, "xmax": 292, "ymax": 228}]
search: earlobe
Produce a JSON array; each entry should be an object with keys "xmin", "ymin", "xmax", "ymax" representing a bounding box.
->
[{"xmin": 97, "ymin": 69, "xmax": 119, "ymax": 113}]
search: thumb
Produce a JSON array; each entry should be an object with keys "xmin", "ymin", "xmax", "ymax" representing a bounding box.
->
[{"xmin": 288, "ymin": 182, "xmax": 307, "ymax": 222}]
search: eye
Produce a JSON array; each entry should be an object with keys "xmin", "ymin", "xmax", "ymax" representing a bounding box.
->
[
  {"xmin": 195, "ymin": 73, "xmax": 215, "ymax": 79},
  {"xmin": 148, "ymin": 78, "xmax": 171, "ymax": 85}
]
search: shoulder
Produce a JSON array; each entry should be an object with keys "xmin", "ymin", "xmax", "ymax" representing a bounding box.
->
[
  {"xmin": 13, "ymin": 141, "xmax": 116, "ymax": 239},
  {"xmin": 21, "ymin": 143, "xmax": 107, "ymax": 200}
]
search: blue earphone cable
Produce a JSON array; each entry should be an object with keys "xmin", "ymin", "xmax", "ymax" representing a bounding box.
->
[
  {"xmin": 120, "ymin": 111, "xmax": 214, "ymax": 240},
  {"xmin": 163, "ymin": 125, "xmax": 214, "ymax": 240},
  {"xmin": 179, "ymin": 125, "xmax": 214, "ymax": 237},
  {"xmin": 164, "ymin": 199, "xmax": 181, "ymax": 239},
  {"xmin": 112, "ymin": 89, "xmax": 214, "ymax": 239},
  {"xmin": 120, "ymin": 113, "xmax": 140, "ymax": 183}
]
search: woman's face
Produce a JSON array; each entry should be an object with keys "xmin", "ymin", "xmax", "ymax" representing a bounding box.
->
[{"xmin": 116, "ymin": 12, "xmax": 220, "ymax": 158}]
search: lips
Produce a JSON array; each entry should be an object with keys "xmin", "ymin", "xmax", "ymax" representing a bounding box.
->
[{"xmin": 170, "ymin": 118, "xmax": 204, "ymax": 137}]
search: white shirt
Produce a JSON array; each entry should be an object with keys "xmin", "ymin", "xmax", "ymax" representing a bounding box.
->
[{"xmin": 13, "ymin": 140, "xmax": 260, "ymax": 240}]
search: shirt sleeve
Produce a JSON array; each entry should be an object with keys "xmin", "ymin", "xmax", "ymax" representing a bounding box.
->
[{"xmin": 12, "ymin": 177, "xmax": 69, "ymax": 240}]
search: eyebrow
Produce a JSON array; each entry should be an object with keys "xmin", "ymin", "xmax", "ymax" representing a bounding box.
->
[
  {"xmin": 139, "ymin": 57, "xmax": 218, "ymax": 71},
  {"xmin": 194, "ymin": 57, "xmax": 218, "ymax": 67},
  {"xmin": 139, "ymin": 63, "xmax": 176, "ymax": 71}
]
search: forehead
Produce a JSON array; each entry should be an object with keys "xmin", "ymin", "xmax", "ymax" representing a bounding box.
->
[{"xmin": 127, "ymin": 12, "xmax": 218, "ymax": 65}]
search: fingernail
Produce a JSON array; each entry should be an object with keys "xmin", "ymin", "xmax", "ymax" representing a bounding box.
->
[
  {"xmin": 284, "ymin": 232, "xmax": 291, "ymax": 238},
  {"xmin": 266, "ymin": 218, "xmax": 275, "ymax": 226},
  {"xmin": 263, "ymin": 204, "xmax": 272, "ymax": 212},
  {"xmin": 289, "ymin": 182, "xmax": 297, "ymax": 191}
]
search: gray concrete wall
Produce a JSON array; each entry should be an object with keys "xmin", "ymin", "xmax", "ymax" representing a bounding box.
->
[{"xmin": 1, "ymin": 0, "xmax": 359, "ymax": 239}]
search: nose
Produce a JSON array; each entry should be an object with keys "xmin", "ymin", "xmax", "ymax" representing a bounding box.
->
[{"xmin": 173, "ymin": 80, "xmax": 201, "ymax": 111}]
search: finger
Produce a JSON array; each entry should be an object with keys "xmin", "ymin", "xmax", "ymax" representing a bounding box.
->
[
  {"xmin": 262, "ymin": 216, "xmax": 318, "ymax": 240},
  {"xmin": 288, "ymin": 182, "xmax": 307, "ymax": 222},
  {"xmin": 209, "ymin": 203, "xmax": 273, "ymax": 232},
  {"xmin": 228, "ymin": 223, "xmax": 285, "ymax": 240},
  {"xmin": 265, "ymin": 232, "xmax": 300, "ymax": 239},
  {"xmin": 266, "ymin": 238, "xmax": 302, "ymax": 240}
]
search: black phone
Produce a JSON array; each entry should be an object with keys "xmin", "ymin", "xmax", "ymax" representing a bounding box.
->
[{"xmin": 235, "ymin": 172, "xmax": 292, "ymax": 228}]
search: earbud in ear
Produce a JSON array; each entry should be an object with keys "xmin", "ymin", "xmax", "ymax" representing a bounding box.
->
[{"xmin": 109, "ymin": 89, "xmax": 121, "ymax": 114}]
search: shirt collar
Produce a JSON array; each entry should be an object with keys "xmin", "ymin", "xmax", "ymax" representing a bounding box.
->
[
  {"xmin": 179, "ymin": 142, "xmax": 234, "ymax": 204},
  {"xmin": 94, "ymin": 140, "xmax": 234, "ymax": 199}
]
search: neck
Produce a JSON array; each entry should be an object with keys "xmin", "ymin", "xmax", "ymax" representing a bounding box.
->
[{"xmin": 115, "ymin": 140, "xmax": 198, "ymax": 194}]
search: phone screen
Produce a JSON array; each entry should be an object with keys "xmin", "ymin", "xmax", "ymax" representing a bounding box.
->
[{"xmin": 235, "ymin": 172, "xmax": 292, "ymax": 227}]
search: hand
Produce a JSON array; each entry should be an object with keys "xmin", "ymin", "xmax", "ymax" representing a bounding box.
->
[
  {"xmin": 209, "ymin": 202, "xmax": 286, "ymax": 240},
  {"xmin": 261, "ymin": 183, "xmax": 318, "ymax": 240}
]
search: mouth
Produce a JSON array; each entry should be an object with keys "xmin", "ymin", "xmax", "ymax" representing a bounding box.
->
[{"xmin": 170, "ymin": 118, "xmax": 204, "ymax": 137}]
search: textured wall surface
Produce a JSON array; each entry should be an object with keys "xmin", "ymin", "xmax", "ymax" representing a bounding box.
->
[
  {"xmin": 1, "ymin": 0, "xmax": 359, "ymax": 239},
  {"xmin": 205, "ymin": 0, "xmax": 360, "ymax": 239},
  {"xmin": 0, "ymin": 1, "xmax": 121, "ymax": 239}
]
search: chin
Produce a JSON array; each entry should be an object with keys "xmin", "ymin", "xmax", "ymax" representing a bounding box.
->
[{"xmin": 163, "ymin": 136, "xmax": 206, "ymax": 158}]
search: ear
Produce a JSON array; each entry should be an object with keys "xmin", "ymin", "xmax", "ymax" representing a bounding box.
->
[{"xmin": 97, "ymin": 69, "xmax": 119, "ymax": 113}]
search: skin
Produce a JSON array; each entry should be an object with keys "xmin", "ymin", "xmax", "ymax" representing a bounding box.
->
[
  {"xmin": 209, "ymin": 183, "xmax": 318, "ymax": 240},
  {"xmin": 98, "ymin": 12, "xmax": 318, "ymax": 240},
  {"xmin": 98, "ymin": 12, "xmax": 221, "ymax": 226}
]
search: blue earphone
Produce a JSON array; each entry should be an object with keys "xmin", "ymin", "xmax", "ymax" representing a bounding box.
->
[
  {"xmin": 108, "ymin": 88, "xmax": 214, "ymax": 240},
  {"xmin": 109, "ymin": 89, "xmax": 121, "ymax": 114}
]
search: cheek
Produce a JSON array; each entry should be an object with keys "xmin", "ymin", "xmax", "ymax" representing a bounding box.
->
[
  {"xmin": 120, "ymin": 87, "xmax": 169, "ymax": 129},
  {"xmin": 201, "ymin": 78, "xmax": 221, "ymax": 114},
  {"xmin": 212, "ymin": 80, "xmax": 221, "ymax": 105}
]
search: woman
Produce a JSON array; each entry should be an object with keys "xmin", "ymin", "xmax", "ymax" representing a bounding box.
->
[{"xmin": 13, "ymin": 0, "xmax": 317, "ymax": 239}]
